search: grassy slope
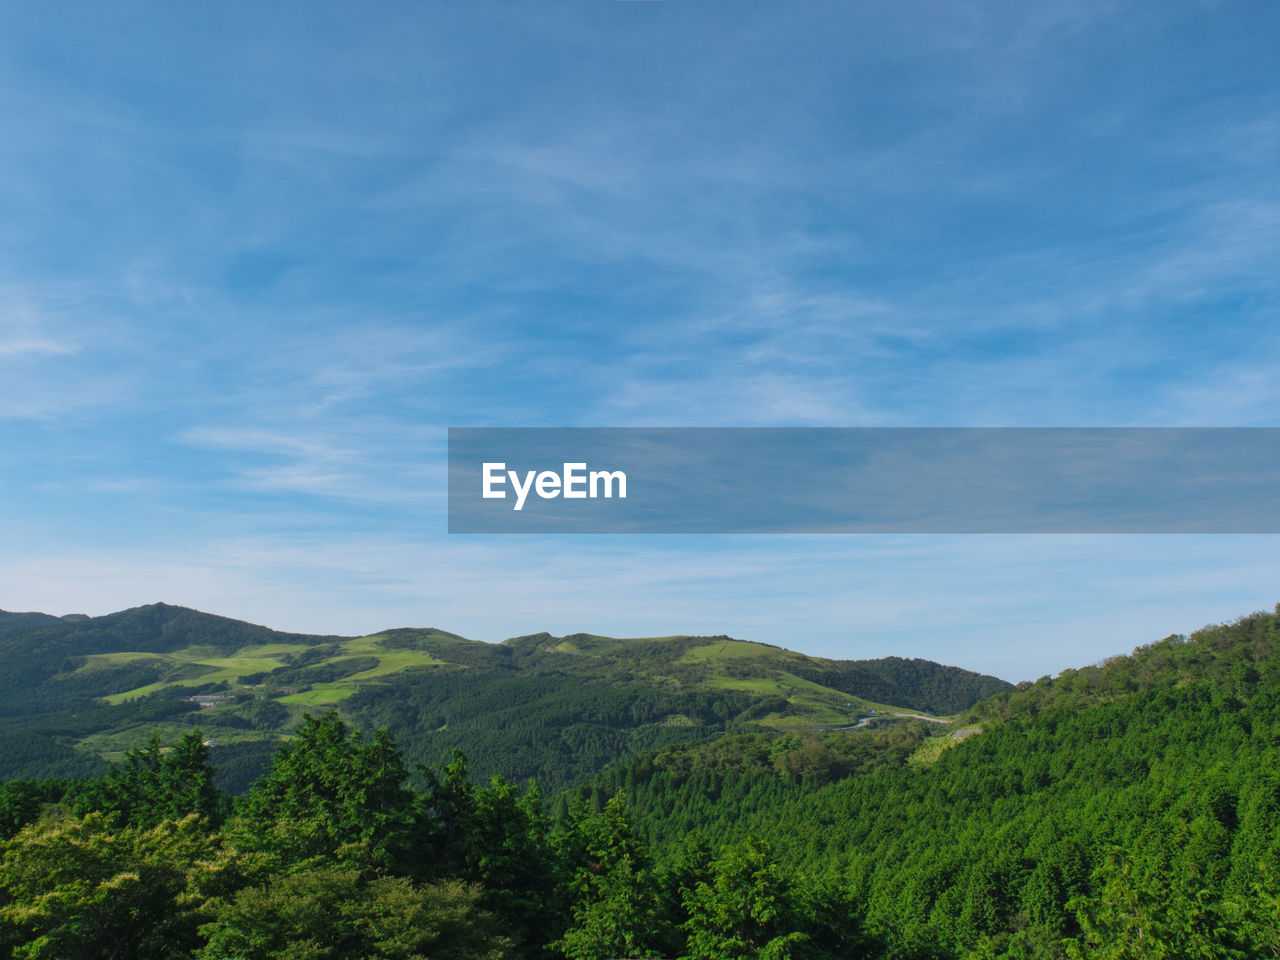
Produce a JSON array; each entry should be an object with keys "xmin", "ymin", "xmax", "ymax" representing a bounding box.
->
[
  {"xmin": 90, "ymin": 638, "xmax": 445, "ymax": 704},
  {"xmin": 0, "ymin": 605, "xmax": 1011, "ymax": 787}
]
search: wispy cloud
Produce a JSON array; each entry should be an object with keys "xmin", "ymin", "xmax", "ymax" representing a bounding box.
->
[
  {"xmin": 178, "ymin": 421, "xmax": 446, "ymax": 506},
  {"xmin": 0, "ymin": 337, "xmax": 75, "ymax": 357},
  {"xmin": 0, "ymin": 290, "xmax": 80, "ymax": 358},
  {"xmin": 2, "ymin": 1, "xmax": 1279, "ymax": 675}
]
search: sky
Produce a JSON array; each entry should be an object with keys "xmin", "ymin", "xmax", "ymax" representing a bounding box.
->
[{"xmin": 1, "ymin": 1, "xmax": 1278, "ymax": 681}]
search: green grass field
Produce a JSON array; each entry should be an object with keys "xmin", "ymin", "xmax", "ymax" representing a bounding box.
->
[
  {"xmin": 679, "ymin": 639, "xmax": 783, "ymax": 663},
  {"xmin": 90, "ymin": 636, "xmax": 444, "ymax": 705},
  {"xmin": 278, "ymin": 686, "xmax": 359, "ymax": 705}
]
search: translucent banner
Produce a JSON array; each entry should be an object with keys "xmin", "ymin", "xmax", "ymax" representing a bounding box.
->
[{"xmin": 447, "ymin": 428, "xmax": 1280, "ymax": 533}]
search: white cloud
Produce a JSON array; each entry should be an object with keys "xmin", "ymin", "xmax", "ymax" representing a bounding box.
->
[{"xmin": 0, "ymin": 337, "xmax": 75, "ymax": 357}]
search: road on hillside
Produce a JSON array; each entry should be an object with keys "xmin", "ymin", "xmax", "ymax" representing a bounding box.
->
[{"xmin": 825, "ymin": 712, "xmax": 952, "ymax": 730}]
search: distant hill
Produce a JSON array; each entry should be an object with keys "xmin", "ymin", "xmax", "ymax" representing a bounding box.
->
[{"xmin": 0, "ymin": 603, "xmax": 1009, "ymax": 791}]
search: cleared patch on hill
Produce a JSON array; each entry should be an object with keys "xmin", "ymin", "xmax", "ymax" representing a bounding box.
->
[
  {"xmin": 679, "ymin": 639, "xmax": 783, "ymax": 662},
  {"xmin": 91, "ymin": 637, "xmax": 444, "ymax": 705}
]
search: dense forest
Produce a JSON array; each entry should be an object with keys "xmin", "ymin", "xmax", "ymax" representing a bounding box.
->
[{"xmin": 3, "ymin": 606, "xmax": 1280, "ymax": 958}]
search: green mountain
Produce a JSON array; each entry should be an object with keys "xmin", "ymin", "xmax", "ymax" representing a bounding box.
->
[
  {"xmin": 0, "ymin": 603, "xmax": 1010, "ymax": 792},
  {"xmin": 565, "ymin": 604, "xmax": 1280, "ymax": 957},
  {"xmin": 5, "ymin": 604, "xmax": 1280, "ymax": 959}
]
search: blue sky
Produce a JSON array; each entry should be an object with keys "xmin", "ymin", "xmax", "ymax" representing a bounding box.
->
[{"xmin": 2, "ymin": 1, "xmax": 1278, "ymax": 680}]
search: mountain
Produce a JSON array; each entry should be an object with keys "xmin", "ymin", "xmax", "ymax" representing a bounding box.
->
[
  {"xmin": 564, "ymin": 605, "xmax": 1280, "ymax": 957},
  {"xmin": 0, "ymin": 603, "xmax": 1010, "ymax": 791},
  {"xmin": 5, "ymin": 603, "xmax": 1279, "ymax": 958}
]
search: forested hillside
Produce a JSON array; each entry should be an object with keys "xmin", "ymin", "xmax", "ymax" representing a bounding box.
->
[
  {"xmin": 2, "ymin": 606, "xmax": 1280, "ymax": 958},
  {"xmin": 566, "ymin": 606, "xmax": 1280, "ymax": 957},
  {"xmin": 0, "ymin": 604, "xmax": 1008, "ymax": 791}
]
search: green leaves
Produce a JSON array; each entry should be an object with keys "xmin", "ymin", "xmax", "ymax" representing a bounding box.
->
[
  {"xmin": 70, "ymin": 730, "xmax": 224, "ymax": 829},
  {"xmin": 0, "ymin": 813, "xmax": 216, "ymax": 960},
  {"xmin": 195, "ymin": 866, "xmax": 508, "ymax": 960},
  {"xmin": 414, "ymin": 750, "xmax": 562, "ymax": 952},
  {"xmin": 682, "ymin": 838, "xmax": 807, "ymax": 960},
  {"xmin": 556, "ymin": 793, "xmax": 666, "ymax": 960},
  {"xmin": 1063, "ymin": 851, "xmax": 1254, "ymax": 960},
  {"xmin": 231, "ymin": 712, "xmax": 413, "ymax": 867}
]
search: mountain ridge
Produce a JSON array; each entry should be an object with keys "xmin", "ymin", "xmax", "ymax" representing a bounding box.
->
[{"xmin": 0, "ymin": 602, "xmax": 1011, "ymax": 791}]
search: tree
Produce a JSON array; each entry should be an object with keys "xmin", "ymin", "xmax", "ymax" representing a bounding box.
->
[
  {"xmin": 0, "ymin": 781, "xmax": 46, "ymax": 840},
  {"xmin": 196, "ymin": 863, "xmax": 509, "ymax": 960},
  {"xmin": 555, "ymin": 792, "xmax": 666, "ymax": 960},
  {"xmin": 0, "ymin": 813, "xmax": 214, "ymax": 960},
  {"xmin": 683, "ymin": 838, "xmax": 807, "ymax": 960},
  {"xmin": 231, "ymin": 712, "xmax": 412, "ymax": 867},
  {"xmin": 1063, "ymin": 851, "xmax": 1249, "ymax": 960},
  {"xmin": 414, "ymin": 750, "xmax": 563, "ymax": 953},
  {"xmin": 71, "ymin": 730, "xmax": 224, "ymax": 828}
]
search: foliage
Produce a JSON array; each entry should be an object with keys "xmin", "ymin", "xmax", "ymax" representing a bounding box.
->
[
  {"xmin": 2, "ymin": 607, "xmax": 1279, "ymax": 959},
  {"xmin": 683, "ymin": 838, "xmax": 808, "ymax": 960},
  {"xmin": 413, "ymin": 750, "xmax": 563, "ymax": 952},
  {"xmin": 195, "ymin": 866, "xmax": 508, "ymax": 960},
  {"xmin": 230, "ymin": 712, "xmax": 413, "ymax": 866},
  {"xmin": 68, "ymin": 730, "xmax": 224, "ymax": 828},
  {"xmin": 555, "ymin": 792, "xmax": 667, "ymax": 960},
  {"xmin": 0, "ymin": 813, "xmax": 215, "ymax": 960}
]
